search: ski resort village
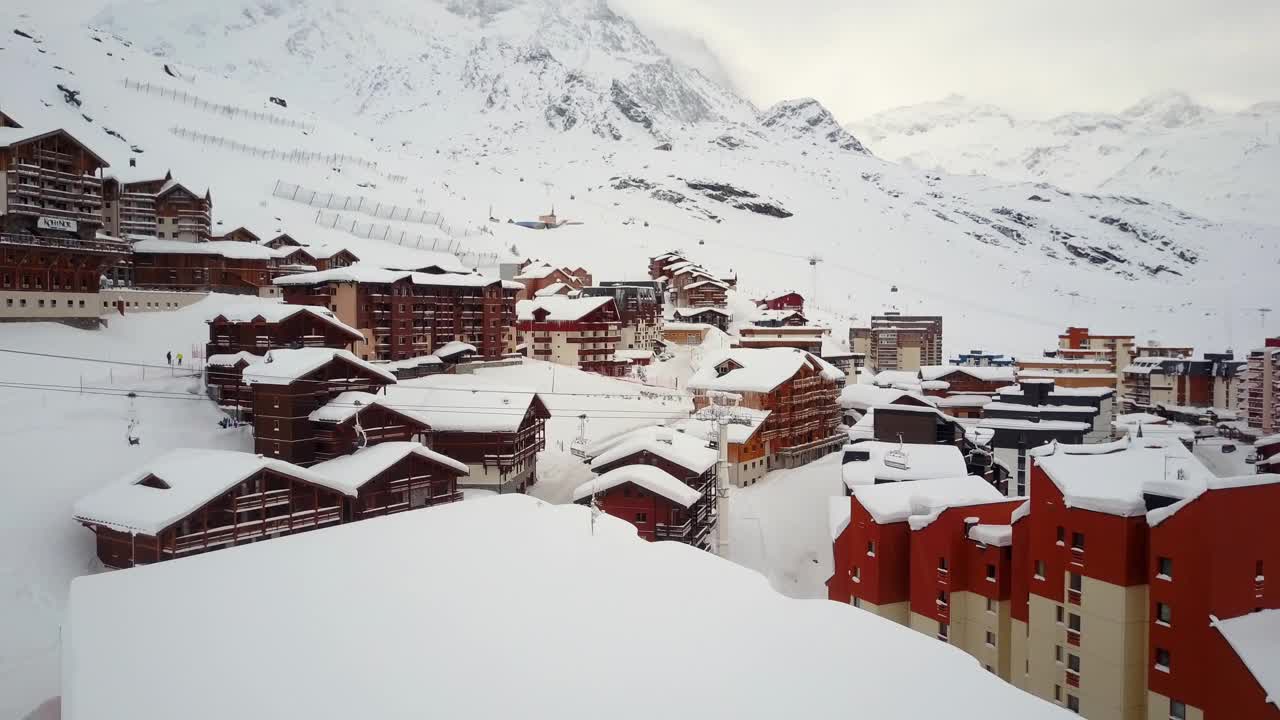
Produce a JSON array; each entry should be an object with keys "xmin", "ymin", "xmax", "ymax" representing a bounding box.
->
[{"xmin": 2, "ymin": 1, "xmax": 1279, "ymax": 719}]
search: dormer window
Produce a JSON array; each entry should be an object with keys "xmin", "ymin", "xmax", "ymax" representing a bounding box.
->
[{"xmin": 136, "ymin": 475, "xmax": 171, "ymax": 490}]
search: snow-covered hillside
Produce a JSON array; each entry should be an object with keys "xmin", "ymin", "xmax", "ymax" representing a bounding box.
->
[
  {"xmin": 4, "ymin": 0, "xmax": 1279, "ymax": 355},
  {"xmin": 851, "ymin": 91, "xmax": 1280, "ymax": 225}
]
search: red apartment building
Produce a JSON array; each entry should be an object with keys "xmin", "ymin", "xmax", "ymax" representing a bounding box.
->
[
  {"xmin": 828, "ymin": 475, "xmax": 1021, "ymax": 677},
  {"xmin": 101, "ymin": 169, "xmax": 212, "ymax": 241},
  {"xmin": 517, "ymin": 295, "xmax": 628, "ymax": 376},
  {"xmin": 276, "ymin": 265, "xmax": 521, "ymax": 361},
  {"xmin": 0, "ymin": 126, "xmax": 129, "ymax": 325},
  {"xmin": 579, "ymin": 284, "xmax": 661, "ymax": 351},
  {"xmin": 1007, "ymin": 438, "xmax": 1280, "ymax": 719},
  {"xmin": 1240, "ymin": 339, "xmax": 1280, "ymax": 434},
  {"xmin": 689, "ymin": 347, "xmax": 844, "ymax": 469}
]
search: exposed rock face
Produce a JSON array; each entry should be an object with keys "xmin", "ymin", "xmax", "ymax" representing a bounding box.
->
[{"xmin": 761, "ymin": 98, "xmax": 871, "ymax": 155}]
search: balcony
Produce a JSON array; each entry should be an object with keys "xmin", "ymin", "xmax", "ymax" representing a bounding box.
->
[{"xmin": 0, "ymin": 232, "xmax": 127, "ymax": 255}]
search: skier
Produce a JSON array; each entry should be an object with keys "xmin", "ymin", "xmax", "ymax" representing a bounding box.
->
[
  {"xmin": 177, "ymin": 352, "xmax": 183, "ymax": 366},
  {"xmin": 166, "ymin": 351, "xmax": 172, "ymax": 366}
]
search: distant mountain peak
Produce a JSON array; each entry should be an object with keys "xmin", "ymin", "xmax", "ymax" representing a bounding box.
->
[
  {"xmin": 1122, "ymin": 90, "xmax": 1210, "ymax": 128},
  {"xmin": 761, "ymin": 98, "xmax": 871, "ymax": 154}
]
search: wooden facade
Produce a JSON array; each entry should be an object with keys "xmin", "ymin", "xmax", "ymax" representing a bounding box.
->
[
  {"xmin": 251, "ymin": 357, "xmax": 396, "ymax": 466},
  {"xmin": 132, "ymin": 249, "xmax": 272, "ymax": 293},
  {"xmin": 0, "ymin": 128, "xmax": 107, "ymax": 238},
  {"xmin": 430, "ymin": 398, "xmax": 550, "ymax": 493},
  {"xmin": 82, "ymin": 466, "xmax": 348, "ymax": 569},
  {"xmin": 206, "ymin": 308, "xmax": 363, "ymax": 358},
  {"xmin": 591, "ymin": 450, "xmax": 716, "ymax": 550},
  {"xmin": 311, "ymin": 403, "xmax": 430, "ymax": 462},
  {"xmin": 280, "ymin": 274, "xmax": 517, "ymax": 361}
]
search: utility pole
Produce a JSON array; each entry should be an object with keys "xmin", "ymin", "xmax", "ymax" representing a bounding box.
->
[{"xmin": 716, "ymin": 414, "xmax": 730, "ymax": 559}]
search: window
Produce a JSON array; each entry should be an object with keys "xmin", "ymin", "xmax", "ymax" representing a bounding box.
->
[
  {"xmin": 986, "ymin": 563, "xmax": 997, "ymax": 581},
  {"xmin": 1054, "ymin": 685, "xmax": 1062, "ymax": 702},
  {"xmin": 634, "ymin": 512, "xmax": 647, "ymax": 524},
  {"xmin": 1067, "ymin": 695, "xmax": 1080, "ymax": 713},
  {"xmin": 4, "ymin": 299, "xmax": 10, "ymax": 307},
  {"xmin": 1170, "ymin": 700, "xmax": 1186, "ymax": 720},
  {"xmin": 1071, "ymin": 531, "xmax": 1085, "ymax": 550},
  {"xmin": 866, "ymin": 540, "xmax": 876, "ymax": 557},
  {"xmin": 1068, "ymin": 613, "xmax": 1081, "ymax": 632},
  {"xmin": 986, "ymin": 597, "xmax": 995, "ymax": 613},
  {"xmin": 1056, "ymin": 606, "xmax": 1065, "ymax": 624},
  {"xmin": 1055, "ymin": 645, "xmax": 1064, "ymax": 663},
  {"xmin": 852, "ymin": 597, "xmax": 861, "ymax": 609},
  {"xmin": 985, "ymin": 631, "xmax": 996, "ymax": 647},
  {"xmin": 851, "ymin": 566, "xmax": 860, "ymax": 581},
  {"xmin": 1067, "ymin": 653, "xmax": 1080, "ymax": 673},
  {"xmin": 1158, "ymin": 556, "xmax": 1173, "ymax": 579},
  {"xmin": 937, "ymin": 590, "xmax": 949, "ymax": 607},
  {"xmin": 938, "ymin": 557, "xmax": 949, "ymax": 572},
  {"xmin": 1035, "ymin": 560, "xmax": 1046, "ymax": 579},
  {"xmin": 1156, "ymin": 602, "xmax": 1172, "ymax": 625},
  {"xmin": 938, "ymin": 622, "xmax": 949, "ymax": 640},
  {"xmin": 1257, "ymin": 560, "xmax": 1265, "ymax": 580},
  {"xmin": 38, "ymin": 299, "xmax": 45, "ymax": 307},
  {"xmin": 1057, "ymin": 526, "xmax": 1065, "ymax": 544},
  {"xmin": 1155, "ymin": 647, "xmax": 1171, "ymax": 672},
  {"xmin": 273, "ymin": 420, "xmax": 280, "ymax": 432},
  {"xmin": 1069, "ymin": 572, "xmax": 1082, "ymax": 592}
]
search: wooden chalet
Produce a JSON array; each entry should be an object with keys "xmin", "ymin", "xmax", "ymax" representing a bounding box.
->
[
  {"xmin": 131, "ymin": 238, "xmax": 277, "ymax": 293},
  {"xmin": 72, "ymin": 450, "xmax": 355, "ymax": 568},
  {"xmin": 647, "ymin": 251, "xmax": 689, "ymax": 280},
  {"xmin": 310, "ymin": 442, "xmax": 467, "ymax": 518},
  {"xmin": 217, "ymin": 226, "xmax": 262, "ymax": 244},
  {"xmin": 263, "ymin": 233, "xmax": 303, "ymax": 250},
  {"xmin": 689, "ymin": 348, "xmax": 844, "ymax": 470},
  {"xmin": 245, "ymin": 348, "xmax": 398, "ymax": 466},
  {"xmin": 206, "ymin": 303, "xmax": 365, "ymax": 358},
  {"xmin": 585, "ymin": 427, "xmax": 719, "ymax": 549},
  {"xmin": 918, "ymin": 365, "xmax": 1015, "ymax": 396},
  {"xmin": 379, "ymin": 385, "xmax": 550, "ymax": 493},
  {"xmin": 572, "ymin": 465, "xmax": 711, "ymax": 550},
  {"xmin": 308, "ymin": 391, "xmax": 431, "ymax": 462},
  {"xmin": 672, "ymin": 306, "xmax": 730, "ymax": 331},
  {"xmin": 681, "ymin": 279, "xmax": 729, "ymax": 308},
  {"xmin": 303, "ymin": 246, "xmax": 359, "ymax": 271}
]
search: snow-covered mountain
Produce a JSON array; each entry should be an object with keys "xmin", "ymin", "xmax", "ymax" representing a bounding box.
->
[
  {"xmin": 851, "ymin": 92, "xmax": 1280, "ymax": 224},
  {"xmin": 2, "ymin": 0, "xmax": 1278, "ymax": 360}
]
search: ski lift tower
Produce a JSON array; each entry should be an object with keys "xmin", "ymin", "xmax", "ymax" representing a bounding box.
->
[
  {"xmin": 702, "ymin": 390, "xmax": 749, "ymax": 558},
  {"xmin": 807, "ymin": 254, "xmax": 822, "ymax": 309}
]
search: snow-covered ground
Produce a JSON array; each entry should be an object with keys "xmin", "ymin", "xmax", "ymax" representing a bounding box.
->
[
  {"xmin": 0, "ymin": 296, "xmax": 281, "ymax": 718},
  {"xmin": 1193, "ymin": 436, "xmax": 1258, "ymax": 478}
]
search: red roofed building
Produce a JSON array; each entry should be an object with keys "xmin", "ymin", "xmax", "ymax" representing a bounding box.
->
[
  {"xmin": 756, "ymin": 291, "xmax": 804, "ymax": 312},
  {"xmin": 517, "ymin": 295, "xmax": 627, "ymax": 376}
]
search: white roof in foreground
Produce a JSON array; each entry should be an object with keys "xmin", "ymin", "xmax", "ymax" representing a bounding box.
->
[
  {"xmin": 72, "ymin": 450, "xmax": 352, "ymax": 535},
  {"xmin": 841, "ymin": 441, "xmax": 967, "ymax": 490},
  {"xmin": 309, "ymin": 442, "xmax": 467, "ymax": 492},
  {"xmin": 63, "ymin": 495, "xmax": 1073, "ymax": 720},
  {"xmin": 1212, "ymin": 610, "xmax": 1280, "ymax": 709},
  {"xmin": 689, "ymin": 347, "xmax": 843, "ymax": 394},
  {"xmin": 838, "ymin": 383, "xmax": 934, "ymax": 411},
  {"xmin": 243, "ymin": 348, "xmax": 396, "ymax": 386},
  {"xmin": 572, "ymin": 465, "xmax": 702, "ymax": 507},
  {"xmin": 852, "ymin": 475, "xmax": 1005, "ymax": 528}
]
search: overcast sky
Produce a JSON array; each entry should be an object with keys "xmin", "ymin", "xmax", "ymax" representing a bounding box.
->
[{"xmin": 612, "ymin": 0, "xmax": 1280, "ymax": 121}]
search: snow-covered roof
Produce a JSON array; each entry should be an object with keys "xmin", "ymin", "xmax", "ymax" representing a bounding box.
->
[
  {"xmin": 1211, "ymin": 610, "xmax": 1280, "ymax": 709},
  {"xmin": 935, "ymin": 394, "xmax": 993, "ymax": 408},
  {"xmin": 299, "ymin": 244, "xmax": 357, "ymax": 260},
  {"xmin": 382, "ymin": 383, "xmax": 545, "ymax": 433},
  {"xmin": 73, "ymin": 449, "xmax": 353, "ymax": 535},
  {"xmin": 852, "ymin": 475, "xmax": 1005, "ymax": 527},
  {"xmin": 589, "ymin": 427, "xmax": 717, "ymax": 475},
  {"xmin": 1254, "ymin": 434, "xmax": 1280, "ymax": 448},
  {"xmin": 670, "ymin": 408, "xmax": 771, "ymax": 446},
  {"xmin": 969, "ymin": 524, "xmax": 1013, "ymax": 547},
  {"xmin": 131, "ymin": 239, "xmax": 278, "ymax": 260},
  {"xmin": 309, "ymin": 442, "xmax": 467, "ymax": 492},
  {"xmin": 977, "ymin": 418, "xmax": 1091, "ymax": 432},
  {"xmin": 919, "ymin": 365, "xmax": 1015, "ymax": 383},
  {"xmin": 63, "ymin": 494, "xmax": 1074, "ymax": 720},
  {"xmin": 984, "ymin": 402, "xmax": 1098, "ymax": 416},
  {"xmin": 685, "ymin": 279, "xmax": 729, "ymax": 290},
  {"xmin": 206, "ymin": 351, "xmax": 262, "ymax": 368},
  {"xmin": 662, "ymin": 321, "xmax": 712, "ymax": 332},
  {"xmin": 572, "ymin": 465, "xmax": 702, "ymax": 508},
  {"xmin": 1032, "ymin": 437, "xmax": 1220, "ymax": 519},
  {"xmin": 206, "ymin": 302, "xmax": 363, "ymax": 338},
  {"xmin": 242, "ymin": 348, "xmax": 396, "ymax": 386},
  {"xmin": 272, "ymin": 263, "xmax": 493, "ymax": 286},
  {"xmin": 517, "ymin": 295, "xmax": 614, "ymax": 322},
  {"xmin": 872, "ymin": 370, "xmax": 921, "ymax": 387},
  {"xmin": 829, "ymin": 496, "xmax": 852, "ymax": 542},
  {"xmin": 1113, "ymin": 412, "xmax": 1168, "ymax": 426},
  {"xmin": 672, "ymin": 306, "xmax": 730, "ymax": 317},
  {"xmin": 534, "ymin": 281, "xmax": 572, "ymax": 297},
  {"xmin": 434, "ymin": 340, "xmax": 477, "ymax": 359},
  {"xmin": 1017, "ymin": 370, "xmax": 1117, "ymax": 380},
  {"xmin": 838, "ymin": 383, "xmax": 934, "ymax": 411},
  {"xmin": 841, "ymin": 441, "xmax": 968, "ymax": 490},
  {"xmin": 513, "ymin": 262, "xmax": 562, "ymax": 280},
  {"xmin": 997, "ymin": 383, "xmax": 1114, "ymax": 398},
  {"xmin": 689, "ymin": 348, "xmax": 842, "ymax": 394},
  {"xmin": 753, "ymin": 309, "xmax": 806, "ymax": 322}
]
